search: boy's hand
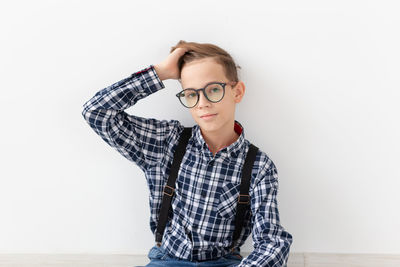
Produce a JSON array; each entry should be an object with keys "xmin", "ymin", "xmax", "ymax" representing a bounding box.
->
[{"xmin": 154, "ymin": 47, "xmax": 189, "ymax": 81}]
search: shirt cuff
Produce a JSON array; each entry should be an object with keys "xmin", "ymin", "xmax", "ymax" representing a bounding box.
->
[{"xmin": 130, "ymin": 64, "xmax": 166, "ymax": 95}]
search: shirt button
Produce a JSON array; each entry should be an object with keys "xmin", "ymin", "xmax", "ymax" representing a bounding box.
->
[{"xmin": 207, "ymin": 163, "xmax": 214, "ymax": 171}]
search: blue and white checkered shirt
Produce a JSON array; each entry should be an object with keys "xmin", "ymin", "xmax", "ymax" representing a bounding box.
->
[{"xmin": 82, "ymin": 64, "xmax": 293, "ymax": 266}]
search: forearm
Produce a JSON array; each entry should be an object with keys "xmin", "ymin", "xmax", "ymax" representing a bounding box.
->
[{"xmin": 82, "ymin": 65, "xmax": 164, "ymax": 116}]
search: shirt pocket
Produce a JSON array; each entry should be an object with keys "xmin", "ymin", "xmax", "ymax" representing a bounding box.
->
[{"xmin": 217, "ymin": 182, "xmax": 240, "ymax": 219}]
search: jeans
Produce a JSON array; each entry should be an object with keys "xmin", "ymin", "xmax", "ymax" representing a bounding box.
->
[{"xmin": 136, "ymin": 245, "xmax": 243, "ymax": 267}]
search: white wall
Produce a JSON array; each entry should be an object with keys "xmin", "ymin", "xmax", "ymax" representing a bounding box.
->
[{"xmin": 0, "ymin": 0, "xmax": 399, "ymax": 255}]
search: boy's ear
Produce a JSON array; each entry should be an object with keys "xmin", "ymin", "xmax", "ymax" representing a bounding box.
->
[{"xmin": 233, "ymin": 81, "xmax": 245, "ymax": 103}]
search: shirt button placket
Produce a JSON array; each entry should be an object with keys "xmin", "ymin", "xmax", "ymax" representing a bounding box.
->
[
  {"xmin": 207, "ymin": 159, "xmax": 214, "ymax": 176},
  {"xmin": 208, "ymin": 158, "xmax": 214, "ymax": 167},
  {"xmin": 200, "ymin": 160, "xmax": 214, "ymax": 198}
]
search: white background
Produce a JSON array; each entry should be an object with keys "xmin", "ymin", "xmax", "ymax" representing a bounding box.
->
[{"xmin": 0, "ymin": 0, "xmax": 399, "ymax": 255}]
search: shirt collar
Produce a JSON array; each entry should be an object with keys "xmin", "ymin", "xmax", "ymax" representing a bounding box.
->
[{"xmin": 193, "ymin": 120, "xmax": 245, "ymax": 159}]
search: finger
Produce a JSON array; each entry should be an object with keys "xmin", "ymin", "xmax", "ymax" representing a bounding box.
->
[{"xmin": 179, "ymin": 47, "xmax": 189, "ymax": 53}]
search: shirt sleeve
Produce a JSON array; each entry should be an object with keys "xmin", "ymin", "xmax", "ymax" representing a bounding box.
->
[
  {"xmin": 237, "ymin": 160, "xmax": 293, "ymax": 267},
  {"xmin": 81, "ymin": 64, "xmax": 183, "ymax": 173}
]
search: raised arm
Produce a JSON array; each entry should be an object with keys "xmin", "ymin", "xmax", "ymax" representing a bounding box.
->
[{"xmin": 81, "ymin": 48, "xmax": 189, "ymax": 172}]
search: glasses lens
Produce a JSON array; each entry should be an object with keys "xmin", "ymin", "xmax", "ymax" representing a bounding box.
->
[
  {"xmin": 178, "ymin": 89, "xmax": 198, "ymax": 108},
  {"xmin": 205, "ymin": 83, "xmax": 224, "ymax": 102}
]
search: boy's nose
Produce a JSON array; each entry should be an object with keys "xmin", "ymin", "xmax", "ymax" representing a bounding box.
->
[{"xmin": 197, "ymin": 90, "xmax": 211, "ymax": 107}]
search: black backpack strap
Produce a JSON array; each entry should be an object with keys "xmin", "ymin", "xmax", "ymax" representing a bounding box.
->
[
  {"xmin": 230, "ymin": 143, "xmax": 259, "ymax": 250},
  {"xmin": 155, "ymin": 126, "xmax": 192, "ymax": 246}
]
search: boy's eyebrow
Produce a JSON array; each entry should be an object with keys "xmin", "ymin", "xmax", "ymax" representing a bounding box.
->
[{"xmin": 183, "ymin": 81, "xmax": 221, "ymax": 90}]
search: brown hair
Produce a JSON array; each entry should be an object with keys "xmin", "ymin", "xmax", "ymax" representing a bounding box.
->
[{"xmin": 170, "ymin": 40, "xmax": 241, "ymax": 83}]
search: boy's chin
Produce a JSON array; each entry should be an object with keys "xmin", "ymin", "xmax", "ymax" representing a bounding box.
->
[{"xmin": 197, "ymin": 122, "xmax": 220, "ymax": 133}]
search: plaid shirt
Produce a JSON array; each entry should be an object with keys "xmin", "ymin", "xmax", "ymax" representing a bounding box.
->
[{"xmin": 82, "ymin": 64, "xmax": 293, "ymax": 266}]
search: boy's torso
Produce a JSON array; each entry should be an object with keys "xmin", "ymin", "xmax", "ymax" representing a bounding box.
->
[{"xmin": 144, "ymin": 120, "xmax": 266, "ymax": 261}]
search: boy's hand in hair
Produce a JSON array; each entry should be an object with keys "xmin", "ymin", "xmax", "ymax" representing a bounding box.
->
[{"xmin": 154, "ymin": 47, "xmax": 189, "ymax": 81}]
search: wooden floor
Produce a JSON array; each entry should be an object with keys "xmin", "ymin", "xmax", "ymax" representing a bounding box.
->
[{"xmin": 0, "ymin": 253, "xmax": 400, "ymax": 266}]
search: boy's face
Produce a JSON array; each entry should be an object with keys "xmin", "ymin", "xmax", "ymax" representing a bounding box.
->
[{"xmin": 180, "ymin": 57, "xmax": 245, "ymax": 134}]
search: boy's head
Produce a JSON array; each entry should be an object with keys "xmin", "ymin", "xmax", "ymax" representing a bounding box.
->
[{"xmin": 170, "ymin": 40, "xmax": 245, "ymax": 134}]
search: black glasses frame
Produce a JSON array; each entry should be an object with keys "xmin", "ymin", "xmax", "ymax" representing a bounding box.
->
[{"xmin": 176, "ymin": 81, "xmax": 237, "ymax": 108}]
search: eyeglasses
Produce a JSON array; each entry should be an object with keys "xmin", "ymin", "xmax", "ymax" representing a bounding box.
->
[{"xmin": 176, "ymin": 81, "xmax": 237, "ymax": 108}]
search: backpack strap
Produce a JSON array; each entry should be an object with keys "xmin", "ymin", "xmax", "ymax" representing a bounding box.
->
[
  {"xmin": 230, "ymin": 143, "xmax": 259, "ymax": 251},
  {"xmin": 155, "ymin": 126, "xmax": 259, "ymax": 251},
  {"xmin": 155, "ymin": 126, "xmax": 192, "ymax": 246}
]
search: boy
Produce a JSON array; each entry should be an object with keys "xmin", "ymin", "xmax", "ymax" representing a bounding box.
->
[{"xmin": 82, "ymin": 40, "xmax": 293, "ymax": 266}]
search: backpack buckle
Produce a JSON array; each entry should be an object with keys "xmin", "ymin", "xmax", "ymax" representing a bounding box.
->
[
  {"xmin": 238, "ymin": 194, "xmax": 249, "ymax": 204},
  {"xmin": 163, "ymin": 185, "xmax": 175, "ymax": 197}
]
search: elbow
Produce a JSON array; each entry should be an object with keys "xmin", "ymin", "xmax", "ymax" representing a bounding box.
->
[
  {"xmin": 81, "ymin": 105, "xmax": 90, "ymax": 121},
  {"xmin": 81, "ymin": 101, "xmax": 93, "ymax": 122}
]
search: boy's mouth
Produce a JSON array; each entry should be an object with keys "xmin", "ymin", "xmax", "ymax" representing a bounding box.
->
[{"xmin": 200, "ymin": 113, "xmax": 217, "ymax": 120}]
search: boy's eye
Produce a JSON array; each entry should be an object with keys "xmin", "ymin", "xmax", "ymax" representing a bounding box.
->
[{"xmin": 206, "ymin": 86, "xmax": 222, "ymax": 95}]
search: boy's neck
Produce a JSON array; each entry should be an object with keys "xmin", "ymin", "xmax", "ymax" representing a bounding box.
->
[{"xmin": 200, "ymin": 120, "xmax": 240, "ymax": 156}]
